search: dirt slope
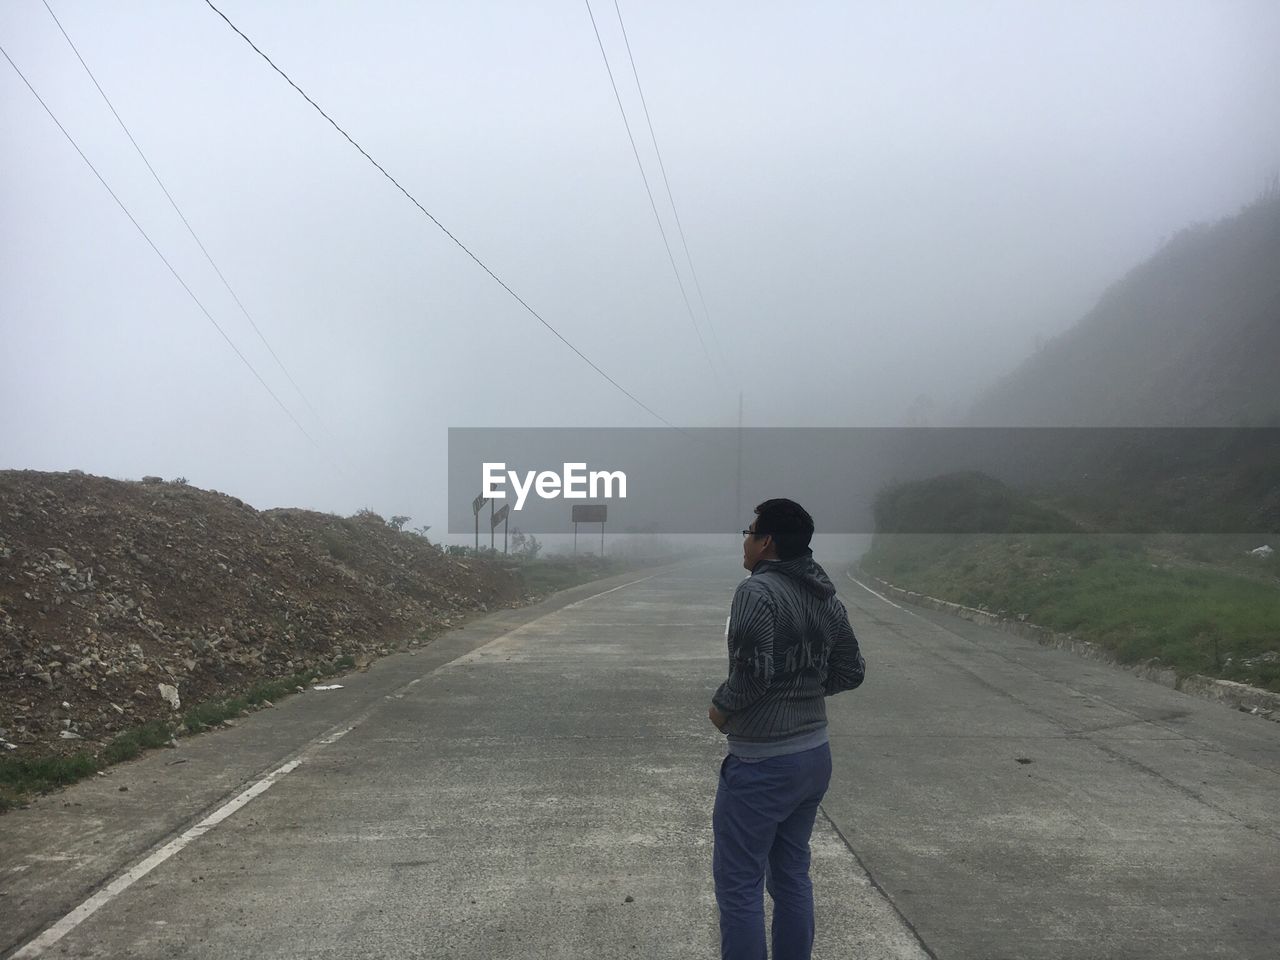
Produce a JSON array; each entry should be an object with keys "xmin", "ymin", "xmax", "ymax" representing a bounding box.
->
[{"xmin": 0, "ymin": 470, "xmax": 526, "ymax": 759}]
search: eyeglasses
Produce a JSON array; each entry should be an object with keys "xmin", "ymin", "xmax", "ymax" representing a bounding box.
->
[{"xmin": 742, "ymin": 528, "xmax": 770, "ymax": 539}]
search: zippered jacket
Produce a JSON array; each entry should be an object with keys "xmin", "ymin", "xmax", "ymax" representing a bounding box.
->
[{"xmin": 712, "ymin": 551, "xmax": 865, "ymax": 747}]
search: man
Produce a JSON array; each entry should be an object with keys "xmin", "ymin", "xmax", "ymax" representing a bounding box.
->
[{"xmin": 709, "ymin": 498, "xmax": 866, "ymax": 960}]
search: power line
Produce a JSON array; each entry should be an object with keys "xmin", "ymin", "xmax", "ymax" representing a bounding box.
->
[
  {"xmin": 1, "ymin": 42, "xmax": 321, "ymax": 452},
  {"xmin": 583, "ymin": 0, "xmax": 722, "ymax": 385},
  {"xmin": 41, "ymin": 0, "xmax": 327, "ymax": 429},
  {"xmin": 202, "ymin": 0, "xmax": 680, "ymax": 430},
  {"xmin": 611, "ymin": 0, "xmax": 728, "ymax": 371}
]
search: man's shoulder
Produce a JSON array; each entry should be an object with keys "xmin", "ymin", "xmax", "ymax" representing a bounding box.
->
[
  {"xmin": 734, "ymin": 573, "xmax": 775, "ymax": 597},
  {"xmin": 735, "ymin": 569, "xmax": 788, "ymax": 603}
]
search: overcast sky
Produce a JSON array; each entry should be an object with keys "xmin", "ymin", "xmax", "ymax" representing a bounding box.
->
[{"xmin": 3, "ymin": 0, "xmax": 1279, "ymax": 532}]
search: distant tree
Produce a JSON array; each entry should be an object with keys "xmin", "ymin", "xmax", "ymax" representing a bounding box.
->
[
  {"xmin": 410, "ymin": 524, "xmax": 432, "ymax": 539},
  {"xmin": 387, "ymin": 515, "xmax": 411, "ymax": 532},
  {"xmin": 509, "ymin": 527, "xmax": 542, "ymax": 559}
]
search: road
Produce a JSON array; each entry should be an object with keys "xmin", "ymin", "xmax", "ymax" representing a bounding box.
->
[{"xmin": 3, "ymin": 556, "xmax": 1278, "ymax": 959}]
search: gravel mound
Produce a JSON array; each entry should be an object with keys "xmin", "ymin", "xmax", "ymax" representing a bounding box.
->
[{"xmin": 0, "ymin": 470, "xmax": 526, "ymax": 759}]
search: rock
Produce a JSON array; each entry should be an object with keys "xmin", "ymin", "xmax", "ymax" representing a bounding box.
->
[
  {"xmin": 0, "ymin": 470, "xmax": 529, "ymax": 758},
  {"xmin": 59, "ymin": 730, "xmax": 82, "ymax": 740},
  {"xmin": 158, "ymin": 683, "xmax": 181, "ymax": 710}
]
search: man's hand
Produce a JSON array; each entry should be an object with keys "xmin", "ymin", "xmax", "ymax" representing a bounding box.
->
[{"xmin": 709, "ymin": 703, "xmax": 729, "ymax": 732}]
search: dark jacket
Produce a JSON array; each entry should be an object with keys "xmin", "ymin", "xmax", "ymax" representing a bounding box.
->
[{"xmin": 712, "ymin": 551, "xmax": 865, "ymax": 744}]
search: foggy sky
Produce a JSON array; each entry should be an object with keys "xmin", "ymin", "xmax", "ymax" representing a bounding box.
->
[{"xmin": 3, "ymin": 0, "xmax": 1279, "ymax": 536}]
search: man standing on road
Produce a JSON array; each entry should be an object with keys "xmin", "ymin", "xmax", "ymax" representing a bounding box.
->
[{"xmin": 708, "ymin": 498, "xmax": 866, "ymax": 960}]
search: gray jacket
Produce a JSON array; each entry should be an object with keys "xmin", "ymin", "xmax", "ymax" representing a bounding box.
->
[{"xmin": 712, "ymin": 551, "xmax": 865, "ymax": 748}]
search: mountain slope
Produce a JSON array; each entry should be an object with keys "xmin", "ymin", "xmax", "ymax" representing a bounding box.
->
[{"xmin": 969, "ymin": 194, "xmax": 1280, "ymax": 426}]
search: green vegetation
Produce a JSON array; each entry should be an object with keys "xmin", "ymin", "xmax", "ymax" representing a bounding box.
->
[
  {"xmin": 100, "ymin": 719, "xmax": 173, "ymax": 764},
  {"xmin": 0, "ymin": 752, "xmax": 98, "ymax": 812},
  {"xmin": 862, "ymin": 532, "xmax": 1280, "ymax": 691},
  {"xmin": 874, "ymin": 471, "xmax": 1079, "ymax": 534},
  {"xmin": 0, "ymin": 544, "xmax": 646, "ymax": 812},
  {"xmin": 515, "ymin": 554, "xmax": 631, "ymax": 596},
  {"xmin": 0, "ymin": 655, "xmax": 360, "ymax": 813},
  {"xmin": 182, "ymin": 656, "xmax": 356, "ymax": 734},
  {"xmin": 436, "ymin": 548, "xmax": 643, "ymax": 596}
]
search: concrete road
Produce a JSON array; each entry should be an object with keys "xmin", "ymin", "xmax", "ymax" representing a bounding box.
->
[{"xmin": 3, "ymin": 556, "xmax": 1278, "ymax": 959}]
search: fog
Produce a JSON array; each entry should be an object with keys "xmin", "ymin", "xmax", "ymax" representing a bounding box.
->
[{"xmin": 3, "ymin": 0, "xmax": 1278, "ymax": 537}]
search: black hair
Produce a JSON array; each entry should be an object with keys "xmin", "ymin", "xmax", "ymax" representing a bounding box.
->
[{"xmin": 753, "ymin": 498, "xmax": 814, "ymax": 560}]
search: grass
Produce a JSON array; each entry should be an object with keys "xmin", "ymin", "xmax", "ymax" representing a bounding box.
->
[
  {"xmin": 0, "ymin": 552, "xmax": 640, "ymax": 812},
  {"xmin": 0, "ymin": 752, "xmax": 98, "ymax": 812},
  {"xmin": 100, "ymin": 719, "xmax": 173, "ymax": 764},
  {"xmin": 0, "ymin": 654, "xmax": 360, "ymax": 813},
  {"xmin": 862, "ymin": 533, "xmax": 1280, "ymax": 691},
  {"xmin": 514, "ymin": 555, "xmax": 630, "ymax": 596}
]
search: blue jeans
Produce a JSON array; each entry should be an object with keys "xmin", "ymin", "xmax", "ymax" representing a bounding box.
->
[{"xmin": 713, "ymin": 743, "xmax": 833, "ymax": 960}]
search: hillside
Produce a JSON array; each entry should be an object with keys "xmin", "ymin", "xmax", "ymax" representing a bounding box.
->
[
  {"xmin": 0, "ymin": 470, "xmax": 533, "ymax": 768},
  {"xmin": 865, "ymin": 195, "xmax": 1280, "ymax": 695},
  {"xmin": 969, "ymin": 193, "xmax": 1280, "ymax": 427}
]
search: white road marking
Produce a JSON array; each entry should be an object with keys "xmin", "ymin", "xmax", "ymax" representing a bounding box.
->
[
  {"xmin": 447, "ymin": 574, "xmax": 665, "ymax": 667},
  {"xmin": 11, "ymin": 572, "xmax": 663, "ymax": 958},
  {"xmin": 564, "ymin": 574, "xmax": 658, "ymax": 608},
  {"xmin": 12, "ymin": 759, "xmax": 302, "ymax": 959},
  {"xmin": 844, "ymin": 569, "xmax": 918, "ymax": 615}
]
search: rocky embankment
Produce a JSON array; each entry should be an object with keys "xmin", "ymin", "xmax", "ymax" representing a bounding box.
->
[{"xmin": 0, "ymin": 470, "xmax": 527, "ymax": 761}]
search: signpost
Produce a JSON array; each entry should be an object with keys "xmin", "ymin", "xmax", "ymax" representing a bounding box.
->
[
  {"xmin": 491, "ymin": 503, "xmax": 510, "ymax": 554},
  {"xmin": 472, "ymin": 494, "xmax": 488, "ymax": 551},
  {"xmin": 572, "ymin": 504, "xmax": 607, "ymax": 556}
]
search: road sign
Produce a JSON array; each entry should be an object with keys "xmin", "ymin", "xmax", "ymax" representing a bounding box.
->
[
  {"xmin": 473, "ymin": 493, "xmax": 490, "ymax": 550},
  {"xmin": 573, "ymin": 504, "xmax": 607, "ymax": 556},
  {"xmin": 491, "ymin": 504, "xmax": 510, "ymax": 528},
  {"xmin": 572, "ymin": 504, "xmax": 607, "ymax": 523}
]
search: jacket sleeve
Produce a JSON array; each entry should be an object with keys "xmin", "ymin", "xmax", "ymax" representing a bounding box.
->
[
  {"xmin": 823, "ymin": 598, "xmax": 865, "ymax": 696},
  {"xmin": 711, "ymin": 581, "xmax": 776, "ymax": 715}
]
